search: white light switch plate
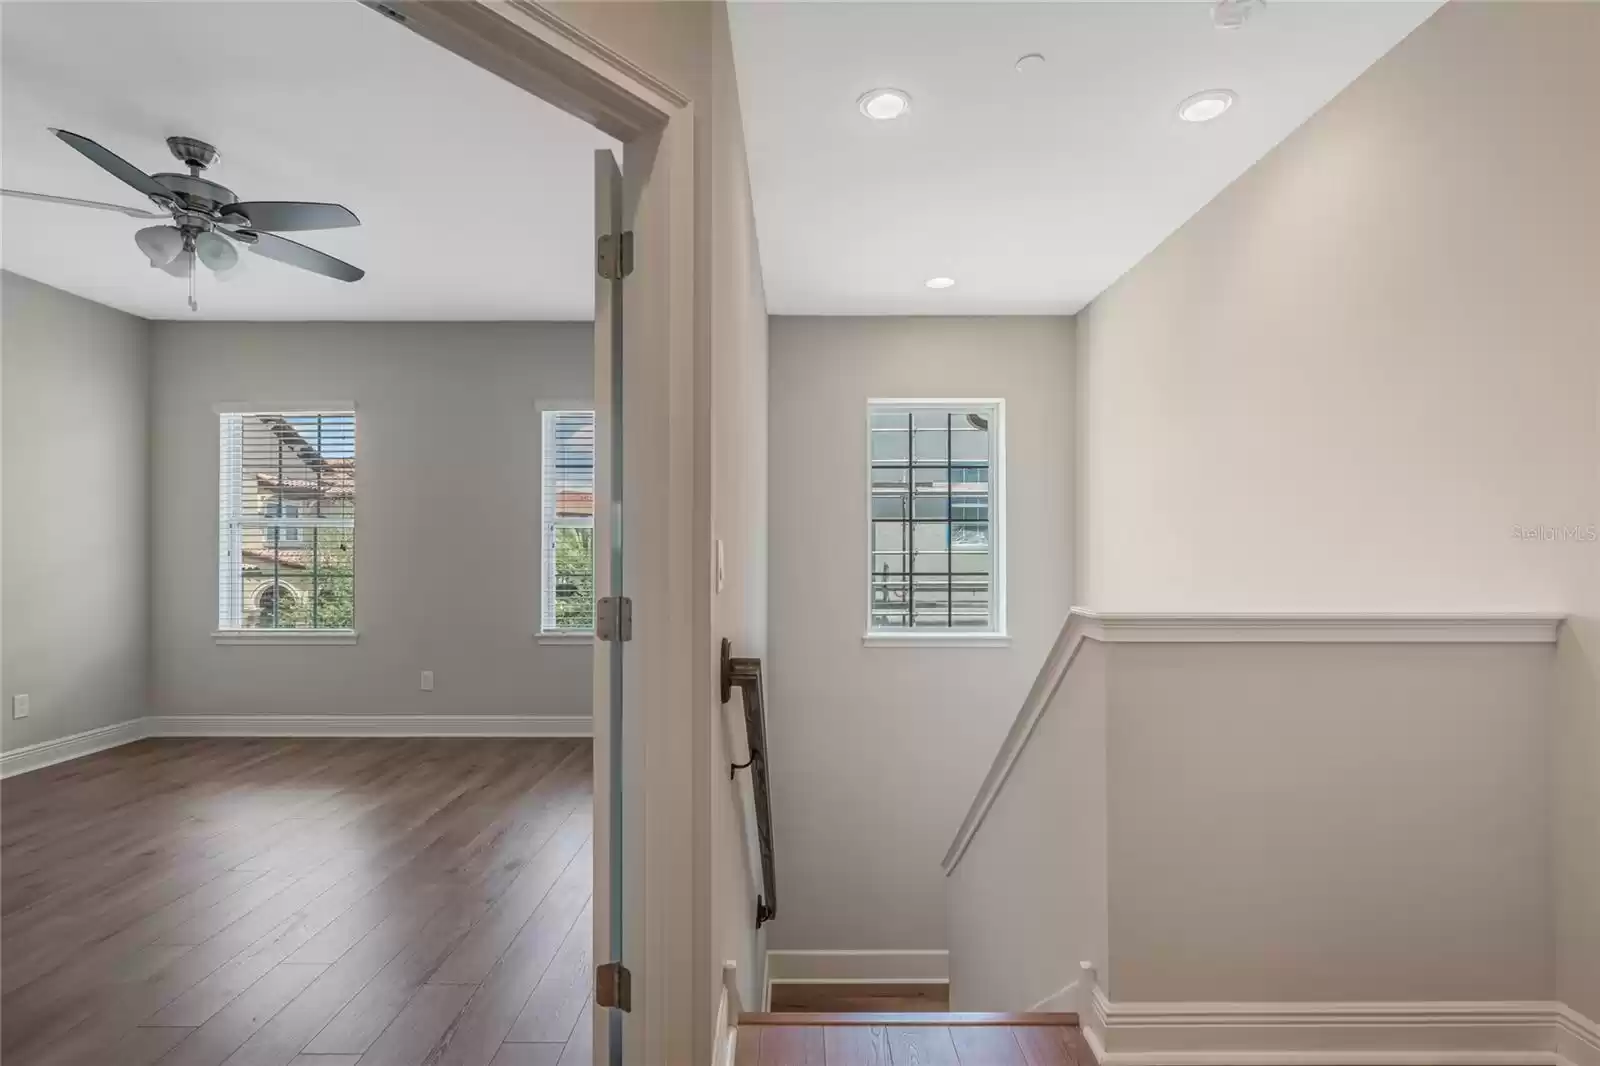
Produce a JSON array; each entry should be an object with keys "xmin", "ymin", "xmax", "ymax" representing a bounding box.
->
[
  {"xmin": 420, "ymin": 671, "xmax": 434, "ymax": 692},
  {"xmin": 12, "ymin": 694, "xmax": 30, "ymax": 719}
]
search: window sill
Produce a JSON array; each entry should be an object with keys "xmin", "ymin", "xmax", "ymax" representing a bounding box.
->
[
  {"xmin": 214, "ymin": 629, "xmax": 358, "ymax": 646},
  {"xmin": 538, "ymin": 632, "xmax": 595, "ymax": 646},
  {"xmin": 862, "ymin": 632, "xmax": 1011, "ymax": 649}
]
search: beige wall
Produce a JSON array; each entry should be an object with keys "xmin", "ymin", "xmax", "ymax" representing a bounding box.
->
[
  {"xmin": 2, "ymin": 271, "xmax": 150, "ymax": 751},
  {"xmin": 947, "ymin": 639, "xmax": 1107, "ymax": 1013},
  {"xmin": 150, "ymin": 321, "xmax": 593, "ymax": 723},
  {"xmin": 708, "ymin": 0, "xmax": 771, "ymax": 1016},
  {"xmin": 1077, "ymin": 2, "xmax": 1597, "ymax": 616},
  {"xmin": 1554, "ymin": 409, "xmax": 1600, "ymax": 1017},
  {"xmin": 768, "ymin": 316, "xmax": 1075, "ymax": 951},
  {"xmin": 1074, "ymin": 1, "xmax": 1600, "ymax": 1016},
  {"xmin": 1106, "ymin": 640, "xmax": 1554, "ymax": 1004}
]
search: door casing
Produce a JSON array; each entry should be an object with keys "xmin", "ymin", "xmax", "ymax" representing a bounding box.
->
[{"xmin": 379, "ymin": 5, "xmax": 701, "ymax": 1062}]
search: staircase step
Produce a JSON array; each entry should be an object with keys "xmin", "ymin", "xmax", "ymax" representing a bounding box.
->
[{"xmin": 740, "ymin": 1011, "xmax": 1079, "ymax": 1026}]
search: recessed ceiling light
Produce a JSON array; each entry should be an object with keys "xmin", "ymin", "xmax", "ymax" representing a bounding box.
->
[
  {"xmin": 1177, "ymin": 89, "xmax": 1236, "ymax": 123},
  {"xmin": 1015, "ymin": 53, "xmax": 1046, "ymax": 73},
  {"xmin": 925, "ymin": 276, "xmax": 956, "ymax": 290},
  {"xmin": 858, "ymin": 88, "xmax": 912, "ymax": 121}
]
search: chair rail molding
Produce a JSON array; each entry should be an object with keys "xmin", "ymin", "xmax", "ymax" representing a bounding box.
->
[{"xmin": 942, "ymin": 608, "xmax": 1565, "ymax": 872}]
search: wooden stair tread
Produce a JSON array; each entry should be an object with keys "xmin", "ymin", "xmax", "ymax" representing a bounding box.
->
[{"xmin": 740, "ymin": 1011, "xmax": 1079, "ymax": 1026}]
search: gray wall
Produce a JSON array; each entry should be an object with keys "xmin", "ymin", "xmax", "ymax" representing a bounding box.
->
[
  {"xmin": 767, "ymin": 315, "xmax": 1074, "ymax": 951},
  {"xmin": 150, "ymin": 321, "xmax": 593, "ymax": 723},
  {"xmin": 2, "ymin": 271, "xmax": 151, "ymax": 750}
]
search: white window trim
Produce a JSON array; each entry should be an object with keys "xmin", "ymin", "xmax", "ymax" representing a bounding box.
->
[
  {"xmin": 215, "ymin": 407, "xmax": 358, "ymax": 644},
  {"xmin": 537, "ymin": 632, "xmax": 594, "ymax": 647},
  {"xmin": 213, "ymin": 629, "xmax": 358, "ymax": 646},
  {"xmin": 538, "ymin": 401, "xmax": 597, "ymax": 637},
  {"xmin": 213, "ymin": 401, "xmax": 359, "ymax": 414},
  {"xmin": 864, "ymin": 397, "xmax": 1007, "ymax": 644}
]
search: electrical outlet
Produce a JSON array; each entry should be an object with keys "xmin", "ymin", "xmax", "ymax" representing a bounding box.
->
[
  {"xmin": 420, "ymin": 671, "xmax": 434, "ymax": 692},
  {"xmin": 12, "ymin": 694, "xmax": 30, "ymax": 719}
]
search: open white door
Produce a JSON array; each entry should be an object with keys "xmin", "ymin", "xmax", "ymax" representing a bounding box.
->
[{"xmin": 592, "ymin": 147, "xmax": 627, "ymax": 1066}]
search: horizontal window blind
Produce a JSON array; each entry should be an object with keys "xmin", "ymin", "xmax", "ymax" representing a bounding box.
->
[
  {"xmin": 868, "ymin": 401, "xmax": 1001, "ymax": 633},
  {"xmin": 219, "ymin": 412, "xmax": 356, "ymax": 631},
  {"xmin": 541, "ymin": 410, "xmax": 596, "ymax": 632}
]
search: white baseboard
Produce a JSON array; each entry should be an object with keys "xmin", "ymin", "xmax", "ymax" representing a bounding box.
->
[
  {"xmin": 144, "ymin": 714, "xmax": 593, "ymax": 738},
  {"xmin": 1086, "ymin": 987, "xmax": 1598, "ymax": 1066},
  {"xmin": 1557, "ymin": 1004, "xmax": 1600, "ymax": 1066},
  {"xmin": 716, "ymin": 962, "xmax": 742, "ymax": 1066},
  {"xmin": 764, "ymin": 949, "xmax": 949, "ymax": 1010},
  {"xmin": 0, "ymin": 714, "xmax": 594, "ymax": 777},
  {"xmin": 0, "ymin": 719, "xmax": 146, "ymax": 779}
]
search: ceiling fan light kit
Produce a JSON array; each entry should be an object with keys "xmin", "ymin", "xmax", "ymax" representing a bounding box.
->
[
  {"xmin": 134, "ymin": 224, "xmax": 184, "ymax": 267},
  {"xmin": 1, "ymin": 129, "xmax": 366, "ymax": 311}
]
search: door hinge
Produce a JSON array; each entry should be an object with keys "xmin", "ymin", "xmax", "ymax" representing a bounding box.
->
[
  {"xmin": 596, "ymin": 960, "xmax": 632, "ymax": 1012},
  {"xmin": 597, "ymin": 231, "xmax": 634, "ymax": 280},
  {"xmin": 596, "ymin": 596, "xmax": 633, "ymax": 642}
]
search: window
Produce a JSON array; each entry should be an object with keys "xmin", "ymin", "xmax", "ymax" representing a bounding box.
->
[
  {"xmin": 218, "ymin": 410, "xmax": 356, "ymax": 634},
  {"xmin": 867, "ymin": 400, "xmax": 1004, "ymax": 636},
  {"xmin": 541, "ymin": 409, "xmax": 596, "ymax": 634}
]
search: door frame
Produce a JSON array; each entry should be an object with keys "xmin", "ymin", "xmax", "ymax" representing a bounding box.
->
[{"xmin": 386, "ymin": 4, "xmax": 699, "ymax": 1062}]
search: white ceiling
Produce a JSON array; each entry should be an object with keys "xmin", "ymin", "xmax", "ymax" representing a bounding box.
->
[
  {"xmin": 0, "ymin": 1, "xmax": 617, "ymax": 321},
  {"xmin": 729, "ymin": 0, "xmax": 1443, "ymax": 315}
]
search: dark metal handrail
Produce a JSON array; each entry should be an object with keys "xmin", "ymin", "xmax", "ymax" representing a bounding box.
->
[{"xmin": 721, "ymin": 638, "xmax": 776, "ymax": 928}]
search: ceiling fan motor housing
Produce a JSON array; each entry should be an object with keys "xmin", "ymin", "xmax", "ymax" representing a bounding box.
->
[
  {"xmin": 167, "ymin": 135, "xmax": 219, "ymax": 171},
  {"xmin": 152, "ymin": 173, "xmax": 237, "ymax": 217}
]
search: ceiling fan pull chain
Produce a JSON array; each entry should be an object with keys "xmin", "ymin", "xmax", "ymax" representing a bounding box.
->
[{"xmin": 188, "ymin": 248, "xmax": 198, "ymax": 312}]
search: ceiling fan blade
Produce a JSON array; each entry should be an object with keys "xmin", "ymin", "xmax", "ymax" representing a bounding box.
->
[
  {"xmin": 1, "ymin": 187, "xmax": 166, "ymax": 218},
  {"xmin": 244, "ymin": 231, "xmax": 364, "ymax": 282},
  {"xmin": 224, "ymin": 201, "xmax": 359, "ymax": 232},
  {"xmin": 50, "ymin": 128, "xmax": 173, "ymax": 204}
]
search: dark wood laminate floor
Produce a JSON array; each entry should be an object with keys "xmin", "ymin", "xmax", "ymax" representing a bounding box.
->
[
  {"xmin": 0, "ymin": 737, "xmax": 595, "ymax": 1066},
  {"xmin": 737, "ymin": 1020, "xmax": 1090, "ymax": 1066}
]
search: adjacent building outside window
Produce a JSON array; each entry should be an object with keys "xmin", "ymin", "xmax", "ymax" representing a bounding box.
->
[
  {"xmin": 218, "ymin": 410, "xmax": 356, "ymax": 632},
  {"xmin": 867, "ymin": 399, "xmax": 1004, "ymax": 635},
  {"xmin": 541, "ymin": 409, "xmax": 597, "ymax": 633}
]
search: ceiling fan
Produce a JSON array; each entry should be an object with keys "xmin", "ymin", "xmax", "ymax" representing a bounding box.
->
[{"xmin": 2, "ymin": 129, "xmax": 365, "ymax": 311}]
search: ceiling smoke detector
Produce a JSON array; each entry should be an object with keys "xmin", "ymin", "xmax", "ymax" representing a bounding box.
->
[{"xmin": 1212, "ymin": 0, "xmax": 1266, "ymax": 30}]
